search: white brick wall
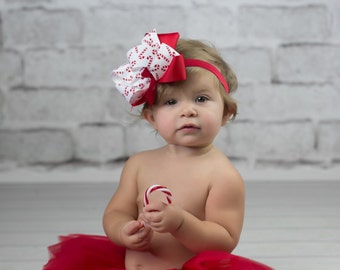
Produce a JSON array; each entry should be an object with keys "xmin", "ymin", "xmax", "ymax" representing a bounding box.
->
[{"xmin": 0, "ymin": 0, "xmax": 339, "ymax": 175}]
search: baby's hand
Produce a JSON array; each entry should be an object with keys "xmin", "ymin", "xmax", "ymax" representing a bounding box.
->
[
  {"xmin": 141, "ymin": 202, "xmax": 184, "ymax": 233},
  {"xmin": 120, "ymin": 220, "xmax": 153, "ymax": 251}
]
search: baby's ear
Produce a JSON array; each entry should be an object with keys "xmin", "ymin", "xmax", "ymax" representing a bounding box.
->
[
  {"xmin": 142, "ymin": 108, "xmax": 158, "ymax": 129},
  {"xmin": 222, "ymin": 112, "xmax": 233, "ymax": 126}
]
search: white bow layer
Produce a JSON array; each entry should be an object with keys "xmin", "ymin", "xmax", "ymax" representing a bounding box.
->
[{"xmin": 112, "ymin": 29, "xmax": 180, "ymax": 106}]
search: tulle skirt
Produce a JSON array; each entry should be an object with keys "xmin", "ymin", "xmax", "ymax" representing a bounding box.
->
[{"xmin": 43, "ymin": 234, "xmax": 272, "ymax": 270}]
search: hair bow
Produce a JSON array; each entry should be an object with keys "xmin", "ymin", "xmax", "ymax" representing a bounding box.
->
[{"xmin": 112, "ymin": 29, "xmax": 186, "ymax": 106}]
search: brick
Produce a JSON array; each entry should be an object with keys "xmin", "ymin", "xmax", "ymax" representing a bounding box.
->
[
  {"xmin": 98, "ymin": 0, "xmax": 191, "ymax": 6},
  {"xmin": 126, "ymin": 121, "xmax": 165, "ymax": 155},
  {"xmin": 0, "ymin": 129, "xmax": 73, "ymax": 164},
  {"xmin": 231, "ymin": 85, "xmax": 256, "ymax": 121},
  {"xmin": 5, "ymin": 88, "xmax": 108, "ymax": 124},
  {"xmin": 234, "ymin": 84, "xmax": 340, "ymax": 121},
  {"xmin": 318, "ymin": 121, "xmax": 340, "ymax": 159},
  {"xmin": 83, "ymin": 7, "xmax": 186, "ymax": 47},
  {"xmin": 0, "ymin": 90, "xmax": 4, "ymax": 124},
  {"xmin": 331, "ymin": 2, "xmax": 340, "ymax": 40},
  {"xmin": 223, "ymin": 121, "xmax": 315, "ymax": 160},
  {"xmin": 185, "ymin": 6, "xmax": 236, "ymax": 47},
  {"xmin": 222, "ymin": 48, "xmax": 271, "ymax": 84},
  {"xmin": 239, "ymin": 5, "xmax": 329, "ymax": 42},
  {"xmin": 24, "ymin": 48, "xmax": 117, "ymax": 88},
  {"xmin": 276, "ymin": 44, "xmax": 340, "ymax": 83},
  {"xmin": 0, "ymin": 13, "xmax": 3, "ymax": 46},
  {"xmin": 2, "ymin": 8, "xmax": 82, "ymax": 48},
  {"xmin": 218, "ymin": 122, "xmax": 254, "ymax": 159},
  {"xmin": 74, "ymin": 124, "xmax": 125, "ymax": 163},
  {"xmin": 108, "ymin": 89, "xmax": 139, "ymax": 123},
  {"xmin": 254, "ymin": 158, "xmax": 325, "ymax": 169},
  {"xmin": 0, "ymin": 50, "xmax": 22, "ymax": 88}
]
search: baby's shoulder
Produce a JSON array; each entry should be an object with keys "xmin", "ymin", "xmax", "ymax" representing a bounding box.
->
[
  {"xmin": 120, "ymin": 149, "xmax": 160, "ymax": 179},
  {"xmin": 125, "ymin": 148, "xmax": 161, "ymax": 166},
  {"xmin": 210, "ymin": 150, "xmax": 243, "ymax": 184}
]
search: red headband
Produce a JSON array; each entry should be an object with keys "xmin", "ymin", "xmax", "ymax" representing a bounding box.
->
[
  {"xmin": 184, "ymin": 58, "xmax": 229, "ymax": 94},
  {"xmin": 112, "ymin": 29, "xmax": 229, "ymax": 107}
]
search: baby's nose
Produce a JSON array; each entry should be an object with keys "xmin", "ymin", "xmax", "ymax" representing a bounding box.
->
[{"xmin": 180, "ymin": 102, "xmax": 198, "ymax": 117}]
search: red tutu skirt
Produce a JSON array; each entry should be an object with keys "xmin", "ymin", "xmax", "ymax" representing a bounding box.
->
[{"xmin": 43, "ymin": 234, "xmax": 272, "ymax": 270}]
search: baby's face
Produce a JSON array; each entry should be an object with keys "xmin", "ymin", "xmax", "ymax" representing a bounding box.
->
[{"xmin": 146, "ymin": 70, "xmax": 226, "ymax": 148}]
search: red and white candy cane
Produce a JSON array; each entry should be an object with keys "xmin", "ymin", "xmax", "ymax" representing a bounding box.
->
[{"xmin": 144, "ymin": 184, "xmax": 172, "ymax": 206}]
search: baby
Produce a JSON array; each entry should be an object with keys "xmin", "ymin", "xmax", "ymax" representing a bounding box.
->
[
  {"xmin": 104, "ymin": 30, "xmax": 245, "ymax": 270},
  {"xmin": 44, "ymin": 29, "xmax": 272, "ymax": 270}
]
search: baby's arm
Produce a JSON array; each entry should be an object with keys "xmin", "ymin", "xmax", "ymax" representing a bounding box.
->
[
  {"xmin": 103, "ymin": 155, "xmax": 153, "ymax": 250},
  {"xmin": 174, "ymin": 169, "xmax": 244, "ymax": 253}
]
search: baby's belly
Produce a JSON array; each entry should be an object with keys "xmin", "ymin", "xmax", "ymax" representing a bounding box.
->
[{"xmin": 125, "ymin": 234, "xmax": 194, "ymax": 270}]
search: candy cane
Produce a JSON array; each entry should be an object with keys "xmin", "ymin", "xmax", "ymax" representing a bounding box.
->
[{"xmin": 144, "ymin": 184, "xmax": 172, "ymax": 206}]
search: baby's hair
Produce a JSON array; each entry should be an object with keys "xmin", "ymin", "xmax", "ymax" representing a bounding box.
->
[{"xmin": 143, "ymin": 39, "xmax": 238, "ymax": 119}]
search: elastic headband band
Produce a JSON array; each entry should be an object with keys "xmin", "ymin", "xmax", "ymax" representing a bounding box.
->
[{"xmin": 184, "ymin": 59, "xmax": 229, "ymax": 93}]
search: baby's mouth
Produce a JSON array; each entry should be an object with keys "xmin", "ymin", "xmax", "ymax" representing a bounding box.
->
[{"xmin": 178, "ymin": 124, "xmax": 200, "ymax": 131}]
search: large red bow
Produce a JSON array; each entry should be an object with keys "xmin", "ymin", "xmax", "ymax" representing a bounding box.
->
[{"xmin": 112, "ymin": 30, "xmax": 186, "ymax": 107}]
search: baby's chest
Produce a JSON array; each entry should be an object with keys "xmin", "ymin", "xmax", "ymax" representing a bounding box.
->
[{"xmin": 137, "ymin": 177, "xmax": 210, "ymax": 218}]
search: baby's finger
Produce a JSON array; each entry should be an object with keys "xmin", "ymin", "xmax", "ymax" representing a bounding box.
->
[
  {"xmin": 125, "ymin": 220, "xmax": 144, "ymax": 235},
  {"xmin": 144, "ymin": 211, "xmax": 163, "ymax": 225},
  {"xmin": 133, "ymin": 227, "xmax": 153, "ymax": 248},
  {"xmin": 143, "ymin": 201, "xmax": 166, "ymax": 212}
]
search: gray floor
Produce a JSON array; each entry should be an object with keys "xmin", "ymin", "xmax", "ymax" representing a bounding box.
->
[{"xmin": 0, "ymin": 181, "xmax": 339, "ymax": 270}]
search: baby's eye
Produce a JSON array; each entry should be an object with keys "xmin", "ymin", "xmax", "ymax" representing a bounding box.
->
[
  {"xmin": 165, "ymin": 99, "xmax": 177, "ymax": 105},
  {"xmin": 195, "ymin": 96, "xmax": 208, "ymax": 103}
]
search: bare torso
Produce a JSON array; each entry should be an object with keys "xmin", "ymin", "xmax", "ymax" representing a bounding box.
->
[{"xmin": 124, "ymin": 146, "xmax": 234, "ymax": 269}]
